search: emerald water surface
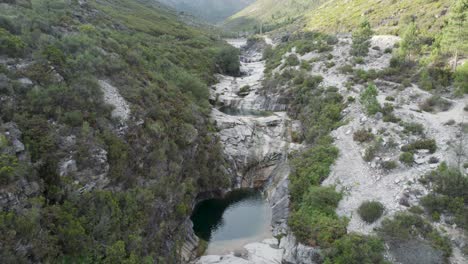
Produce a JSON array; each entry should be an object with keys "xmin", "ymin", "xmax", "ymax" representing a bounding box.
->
[{"xmin": 190, "ymin": 189, "xmax": 271, "ymax": 254}]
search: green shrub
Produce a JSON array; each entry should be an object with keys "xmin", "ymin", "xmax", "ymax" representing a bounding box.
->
[
  {"xmin": 454, "ymin": 62, "xmax": 468, "ymax": 94},
  {"xmin": 286, "ymin": 54, "xmax": 300, "ymax": 66},
  {"xmin": 401, "ymin": 139, "xmax": 437, "ymax": 154},
  {"xmin": 339, "ymin": 64, "xmax": 354, "ymax": 74},
  {"xmin": 354, "ymin": 57, "xmax": 365, "ymax": 64},
  {"xmin": 0, "ymin": 28, "xmax": 25, "ymax": 57},
  {"xmin": 360, "ymin": 83, "xmax": 381, "ymax": 115},
  {"xmin": 385, "ymin": 96, "xmax": 395, "ymax": 101},
  {"xmin": 353, "ymin": 129, "xmax": 374, "ymax": 143},
  {"xmin": 381, "ymin": 160, "xmax": 398, "ymax": 171},
  {"xmin": 363, "ymin": 141, "xmax": 381, "ymax": 162},
  {"xmin": 263, "ymin": 45, "xmax": 274, "ymax": 60},
  {"xmin": 237, "ymin": 85, "xmax": 251, "ymax": 96},
  {"xmin": 63, "ymin": 111, "xmax": 84, "ymax": 127},
  {"xmin": 300, "ymin": 60, "xmax": 312, "ymax": 71},
  {"xmin": 358, "ymin": 201, "xmax": 384, "ymax": 223},
  {"xmin": 289, "ymin": 208, "xmax": 348, "ymax": 248},
  {"xmin": 214, "ymin": 46, "xmax": 240, "ymax": 76},
  {"xmin": 419, "ymin": 95, "xmax": 452, "ymax": 112},
  {"xmin": 399, "ymin": 152, "xmax": 415, "ymax": 165},
  {"xmin": 401, "ymin": 122, "xmax": 425, "ymax": 135},
  {"xmin": 378, "ymin": 213, "xmax": 452, "ymax": 262},
  {"xmin": 0, "ymin": 154, "xmax": 19, "ymax": 185},
  {"xmin": 290, "ymin": 144, "xmax": 339, "ymax": 203},
  {"xmin": 325, "ymin": 234, "xmax": 387, "ymax": 264},
  {"xmin": 351, "ymin": 20, "xmax": 373, "ymax": 57}
]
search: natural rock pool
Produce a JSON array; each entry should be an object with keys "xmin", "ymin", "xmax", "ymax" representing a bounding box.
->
[{"xmin": 190, "ymin": 189, "xmax": 272, "ymax": 255}]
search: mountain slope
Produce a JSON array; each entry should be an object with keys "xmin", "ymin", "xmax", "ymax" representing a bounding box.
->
[
  {"xmin": 157, "ymin": 0, "xmax": 255, "ymax": 23},
  {"xmin": 224, "ymin": 0, "xmax": 325, "ymax": 32},
  {"xmin": 225, "ymin": 0, "xmax": 453, "ymax": 35},
  {"xmin": 0, "ymin": 0, "xmax": 239, "ymax": 262},
  {"xmin": 304, "ymin": 0, "xmax": 452, "ymax": 34}
]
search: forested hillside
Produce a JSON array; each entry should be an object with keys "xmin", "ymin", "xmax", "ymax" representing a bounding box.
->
[
  {"xmin": 224, "ymin": 0, "xmax": 326, "ymax": 32},
  {"xmin": 0, "ymin": 0, "xmax": 240, "ymax": 262},
  {"xmin": 225, "ymin": 0, "xmax": 453, "ymax": 35}
]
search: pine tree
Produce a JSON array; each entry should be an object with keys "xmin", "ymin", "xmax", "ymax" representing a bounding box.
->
[
  {"xmin": 400, "ymin": 23, "xmax": 421, "ymax": 61},
  {"xmin": 441, "ymin": 0, "xmax": 468, "ymax": 70},
  {"xmin": 351, "ymin": 20, "xmax": 374, "ymax": 57}
]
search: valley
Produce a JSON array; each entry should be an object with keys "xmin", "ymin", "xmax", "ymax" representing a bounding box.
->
[{"xmin": 0, "ymin": 0, "xmax": 466, "ymax": 263}]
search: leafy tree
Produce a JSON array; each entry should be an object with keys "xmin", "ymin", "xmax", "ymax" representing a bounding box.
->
[
  {"xmin": 454, "ymin": 61, "xmax": 468, "ymax": 94},
  {"xmin": 360, "ymin": 83, "xmax": 381, "ymax": 115},
  {"xmin": 351, "ymin": 20, "xmax": 373, "ymax": 57},
  {"xmin": 441, "ymin": 0, "xmax": 468, "ymax": 71},
  {"xmin": 400, "ymin": 23, "xmax": 421, "ymax": 61}
]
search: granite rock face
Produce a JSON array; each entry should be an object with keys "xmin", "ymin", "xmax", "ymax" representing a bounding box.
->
[{"xmin": 195, "ymin": 38, "xmax": 317, "ymax": 264}]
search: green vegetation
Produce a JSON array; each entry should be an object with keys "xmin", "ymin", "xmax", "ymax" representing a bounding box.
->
[
  {"xmin": 289, "ymin": 185, "xmax": 348, "ymax": 247},
  {"xmin": 224, "ymin": 0, "xmax": 326, "ymax": 33},
  {"xmin": 440, "ymin": 0, "xmax": 468, "ymax": 71},
  {"xmin": 420, "ymin": 164, "xmax": 468, "ymax": 230},
  {"xmin": 401, "ymin": 139, "xmax": 437, "ymax": 154},
  {"xmin": 419, "ymin": 96, "xmax": 453, "ymax": 112},
  {"xmin": 286, "ymin": 54, "xmax": 300, "ymax": 66},
  {"xmin": 263, "ymin": 32, "xmax": 334, "ymax": 75},
  {"xmin": 353, "ymin": 129, "xmax": 374, "ymax": 143},
  {"xmin": 358, "ymin": 201, "xmax": 385, "ymax": 223},
  {"xmin": 351, "ymin": 20, "xmax": 373, "ymax": 57},
  {"xmin": 401, "ymin": 122, "xmax": 425, "ymax": 135},
  {"xmin": 381, "ymin": 160, "xmax": 398, "ymax": 171},
  {"xmin": 360, "ymin": 83, "xmax": 381, "ymax": 116},
  {"xmin": 0, "ymin": 0, "xmax": 233, "ymax": 262},
  {"xmin": 304, "ymin": 0, "xmax": 452, "ymax": 34},
  {"xmin": 0, "ymin": 28, "xmax": 25, "ymax": 57},
  {"xmin": 262, "ymin": 35, "xmax": 382, "ymax": 259},
  {"xmin": 325, "ymin": 234, "xmax": 388, "ymax": 264},
  {"xmin": 378, "ymin": 212, "xmax": 452, "ymax": 263},
  {"xmin": 400, "ymin": 152, "xmax": 415, "ymax": 166},
  {"xmin": 454, "ymin": 62, "xmax": 468, "ymax": 94}
]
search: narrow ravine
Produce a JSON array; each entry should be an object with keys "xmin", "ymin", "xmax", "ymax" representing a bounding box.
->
[{"xmin": 192, "ymin": 38, "xmax": 310, "ymax": 264}]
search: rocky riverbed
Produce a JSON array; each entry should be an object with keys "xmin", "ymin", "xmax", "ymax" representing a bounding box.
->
[{"xmin": 190, "ymin": 38, "xmax": 319, "ymax": 264}]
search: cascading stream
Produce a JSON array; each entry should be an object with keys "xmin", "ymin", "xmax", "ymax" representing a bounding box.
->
[{"xmin": 192, "ymin": 38, "xmax": 302, "ymax": 259}]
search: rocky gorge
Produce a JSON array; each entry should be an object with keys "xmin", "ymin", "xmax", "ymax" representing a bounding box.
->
[{"xmin": 184, "ymin": 38, "xmax": 321, "ymax": 264}]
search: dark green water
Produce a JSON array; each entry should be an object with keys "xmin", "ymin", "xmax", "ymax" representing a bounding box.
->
[{"xmin": 190, "ymin": 189, "xmax": 271, "ymax": 246}]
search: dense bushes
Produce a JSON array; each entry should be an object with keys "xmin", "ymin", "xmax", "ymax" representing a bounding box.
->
[
  {"xmin": 0, "ymin": 154, "xmax": 21, "ymax": 185},
  {"xmin": 0, "ymin": 28, "xmax": 25, "ymax": 57},
  {"xmin": 353, "ymin": 129, "xmax": 374, "ymax": 143},
  {"xmin": 263, "ymin": 32, "xmax": 333, "ymax": 75},
  {"xmin": 351, "ymin": 20, "xmax": 373, "ymax": 57},
  {"xmin": 289, "ymin": 186, "xmax": 348, "ymax": 247},
  {"xmin": 0, "ymin": 0, "xmax": 233, "ymax": 262},
  {"xmin": 419, "ymin": 95, "xmax": 452, "ymax": 112},
  {"xmin": 400, "ymin": 152, "xmax": 415, "ymax": 165},
  {"xmin": 213, "ymin": 45, "xmax": 240, "ymax": 76},
  {"xmin": 401, "ymin": 139, "xmax": 437, "ymax": 154},
  {"xmin": 358, "ymin": 201, "xmax": 385, "ymax": 223},
  {"xmin": 378, "ymin": 213, "xmax": 452, "ymax": 263},
  {"xmin": 420, "ymin": 164, "xmax": 467, "ymax": 230},
  {"xmin": 401, "ymin": 122, "xmax": 425, "ymax": 135},
  {"xmin": 454, "ymin": 62, "xmax": 468, "ymax": 94},
  {"xmin": 325, "ymin": 234, "xmax": 387, "ymax": 264}
]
